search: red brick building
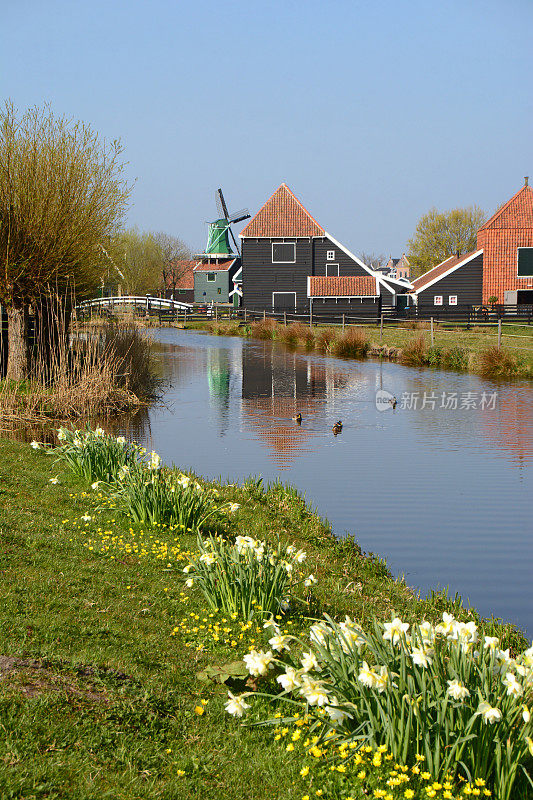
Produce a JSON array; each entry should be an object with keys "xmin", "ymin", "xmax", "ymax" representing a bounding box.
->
[{"xmin": 477, "ymin": 178, "xmax": 533, "ymax": 304}]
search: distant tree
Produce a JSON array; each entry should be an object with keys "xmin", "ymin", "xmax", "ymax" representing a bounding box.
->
[
  {"xmin": 358, "ymin": 252, "xmax": 386, "ymax": 269},
  {"xmin": 407, "ymin": 206, "xmax": 486, "ymax": 276},
  {"xmin": 111, "ymin": 228, "xmax": 163, "ymax": 296},
  {"xmin": 0, "ymin": 101, "xmax": 130, "ymax": 380},
  {"xmin": 153, "ymin": 232, "xmax": 193, "ymax": 296}
]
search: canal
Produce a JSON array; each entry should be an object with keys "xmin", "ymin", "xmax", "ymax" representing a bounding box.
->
[{"xmin": 118, "ymin": 328, "xmax": 533, "ymax": 637}]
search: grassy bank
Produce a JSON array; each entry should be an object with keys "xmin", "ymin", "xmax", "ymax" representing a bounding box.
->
[
  {"xmin": 179, "ymin": 318, "xmax": 533, "ymax": 378},
  {"xmin": 0, "ymin": 436, "xmax": 530, "ymax": 799}
]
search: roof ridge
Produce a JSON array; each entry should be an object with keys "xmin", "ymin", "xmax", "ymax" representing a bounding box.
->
[
  {"xmin": 479, "ymin": 183, "xmax": 533, "ymax": 230},
  {"xmin": 240, "ymin": 183, "xmax": 325, "ymax": 238}
]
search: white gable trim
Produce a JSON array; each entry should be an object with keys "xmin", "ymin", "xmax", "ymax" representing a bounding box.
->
[{"xmin": 413, "ymin": 249, "xmax": 483, "ymax": 295}]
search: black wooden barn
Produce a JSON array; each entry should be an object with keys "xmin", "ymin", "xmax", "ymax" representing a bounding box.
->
[{"xmin": 239, "ymin": 184, "xmax": 408, "ymax": 315}]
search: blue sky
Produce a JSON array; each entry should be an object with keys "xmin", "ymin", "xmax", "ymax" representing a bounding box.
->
[{"xmin": 3, "ymin": 0, "xmax": 532, "ymax": 256}]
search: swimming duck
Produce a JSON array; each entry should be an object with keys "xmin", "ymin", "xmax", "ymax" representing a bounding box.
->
[
  {"xmin": 390, "ymin": 397, "xmax": 397, "ymax": 409},
  {"xmin": 292, "ymin": 413, "xmax": 302, "ymax": 424},
  {"xmin": 332, "ymin": 420, "xmax": 343, "ymax": 435}
]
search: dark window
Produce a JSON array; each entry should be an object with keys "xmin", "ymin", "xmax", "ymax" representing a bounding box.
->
[
  {"xmin": 178, "ymin": 289, "xmax": 186, "ymax": 294},
  {"xmin": 518, "ymin": 248, "xmax": 533, "ymax": 277},
  {"xmin": 272, "ymin": 242, "xmax": 296, "ymax": 263},
  {"xmin": 207, "ymin": 272, "xmax": 216, "ymax": 282}
]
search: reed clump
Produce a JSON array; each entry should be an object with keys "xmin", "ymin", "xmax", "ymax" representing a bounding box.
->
[
  {"xmin": 250, "ymin": 318, "xmax": 276, "ymax": 340},
  {"xmin": 0, "ymin": 317, "xmax": 158, "ymax": 424},
  {"xmin": 276, "ymin": 323, "xmax": 299, "ymax": 347},
  {"xmin": 400, "ymin": 334, "xmax": 427, "ymax": 366},
  {"xmin": 331, "ymin": 327, "xmax": 369, "ymax": 358},
  {"xmin": 315, "ymin": 327, "xmax": 335, "ymax": 352},
  {"xmin": 288, "ymin": 322, "xmax": 316, "ymax": 349},
  {"xmin": 477, "ymin": 346, "xmax": 519, "ymax": 378}
]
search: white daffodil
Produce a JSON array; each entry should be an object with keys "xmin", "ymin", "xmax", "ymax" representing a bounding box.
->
[
  {"xmin": 435, "ymin": 612, "xmax": 456, "ymax": 637},
  {"xmin": 116, "ymin": 436, "xmax": 126, "ymax": 444},
  {"xmin": 446, "ymin": 679, "xmax": 470, "ymax": 701},
  {"xmin": 502, "ymin": 672, "xmax": 523, "ymax": 698},
  {"xmin": 326, "ymin": 697, "xmax": 352, "ymax": 723},
  {"xmin": 182, "ymin": 564, "xmax": 193, "ymax": 574},
  {"xmin": 81, "ymin": 514, "xmax": 92, "ymax": 522},
  {"xmin": 522, "ymin": 705, "xmax": 530, "ymax": 723},
  {"xmin": 309, "ymin": 623, "xmax": 330, "ymax": 647},
  {"xmin": 299, "ymin": 675, "xmax": 329, "ymax": 707},
  {"xmin": 418, "ymin": 620, "xmax": 435, "ymax": 645},
  {"xmin": 30, "ymin": 441, "xmax": 41, "ymax": 449},
  {"xmin": 483, "ymin": 636, "xmax": 499, "ymax": 651},
  {"xmin": 373, "ymin": 665, "xmax": 391, "ymax": 693},
  {"xmin": 300, "ymin": 651, "xmax": 320, "ymax": 673},
  {"xmin": 383, "ymin": 617, "xmax": 410, "ymax": 646},
  {"xmin": 268, "ymin": 634, "xmax": 290, "ymax": 653},
  {"xmin": 199, "ymin": 552, "xmax": 216, "ymax": 566},
  {"xmin": 358, "ymin": 661, "xmax": 377, "ymax": 689},
  {"xmin": 410, "ymin": 647, "xmax": 432, "ymax": 668},
  {"xmin": 147, "ymin": 451, "xmax": 161, "ymax": 470},
  {"xmin": 57, "ymin": 428, "xmax": 67, "ymax": 441},
  {"xmin": 286, "ymin": 545, "xmax": 295, "ymax": 556},
  {"xmin": 91, "ymin": 481, "xmax": 102, "ymax": 490},
  {"xmin": 49, "ymin": 477, "xmax": 59, "ymax": 485},
  {"xmin": 304, "ymin": 574, "xmax": 317, "ymax": 588},
  {"xmin": 227, "ymin": 503, "xmax": 240, "ymax": 514},
  {"xmin": 94, "ymin": 427, "xmax": 105, "ymax": 437},
  {"xmin": 224, "ymin": 691, "xmax": 250, "ymax": 717},
  {"xmin": 185, "ymin": 578, "xmax": 194, "ymax": 588},
  {"xmin": 277, "ymin": 667, "xmax": 301, "ymax": 692},
  {"xmin": 294, "ymin": 549, "xmax": 306, "ymax": 563},
  {"xmin": 526, "ymin": 736, "xmax": 533, "ymax": 757},
  {"xmin": 476, "ymin": 701, "xmax": 502, "ymax": 724},
  {"xmin": 243, "ymin": 649, "xmax": 274, "ymax": 677}
]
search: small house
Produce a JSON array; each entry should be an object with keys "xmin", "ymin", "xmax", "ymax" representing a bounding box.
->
[{"xmin": 240, "ymin": 183, "xmax": 409, "ymax": 314}]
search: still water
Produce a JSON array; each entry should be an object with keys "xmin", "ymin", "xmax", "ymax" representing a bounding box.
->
[{"xmin": 119, "ymin": 329, "xmax": 533, "ymax": 638}]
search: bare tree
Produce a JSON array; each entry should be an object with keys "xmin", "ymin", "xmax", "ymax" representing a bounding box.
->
[
  {"xmin": 358, "ymin": 252, "xmax": 386, "ymax": 270},
  {"xmin": 0, "ymin": 101, "xmax": 130, "ymax": 380},
  {"xmin": 153, "ymin": 232, "xmax": 193, "ymax": 297}
]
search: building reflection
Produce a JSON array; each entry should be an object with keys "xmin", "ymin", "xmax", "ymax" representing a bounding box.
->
[
  {"xmin": 241, "ymin": 343, "xmax": 347, "ymax": 468},
  {"xmin": 480, "ymin": 387, "xmax": 533, "ymax": 469}
]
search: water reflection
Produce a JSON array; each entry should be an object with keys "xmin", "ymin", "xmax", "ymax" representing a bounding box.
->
[{"xmin": 116, "ymin": 329, "xmax": 533, "ymax": 636}]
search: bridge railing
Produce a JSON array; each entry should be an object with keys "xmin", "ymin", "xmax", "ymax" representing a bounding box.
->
[{"xmin": 76, "ymin": 295, "xmax": 194, "ymax": 313}]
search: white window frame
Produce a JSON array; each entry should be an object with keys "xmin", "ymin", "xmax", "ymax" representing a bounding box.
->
[
  {"xmin": 325, "ymin": 263, "xmax": 339, "ymax": 276},
  {"xmin": 272, "ymin": 291, "xmax": 297, "ymax": 310},
  {"xmin": 272, "ymin": 242, "xmax": 296, "ymax": 264},
  {"xmin": 517, "ymin": 247, "xmax": 533, "ymax": 278},
  {"xmin": 434, "ymin": 295, "xmax": 443, "ymax": 306},
  {"xmin": 206, "ymin": 272, "xmax": 216, "ymax": 282},
  {"xmin": 326, "ymin": 250, "xmax": 335, "ymax": 260},
  {"xmin": 449, "ymin": 295, "xmax": 458, "ymax": 306}
]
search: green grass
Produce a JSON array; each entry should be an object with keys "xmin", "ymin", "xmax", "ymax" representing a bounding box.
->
[{"xmin": 0, "ymin": 438, "xmax": 528, "ymax": 799}]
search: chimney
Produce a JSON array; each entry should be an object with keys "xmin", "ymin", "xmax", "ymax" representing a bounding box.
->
[{"xmin": 525, "ymin": 176, "xmax": 529, "ymax": 187}]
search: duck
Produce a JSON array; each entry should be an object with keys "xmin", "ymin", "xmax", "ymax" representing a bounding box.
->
[
  {"xmin": 292, "ymin": 413, "xmax": 302, "ymax": 424},
  {"xmin": 332, "ymin": 420, "xmax": 343, "ymax": 435},
  {"xmin": 389, "ymin": 397, "xmax": 397, "ymax": 409}
]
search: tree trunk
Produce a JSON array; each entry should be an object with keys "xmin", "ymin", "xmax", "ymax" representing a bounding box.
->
[{"xmin": 6, "ymin": 304, "xmax": 31, "ymax": 382}]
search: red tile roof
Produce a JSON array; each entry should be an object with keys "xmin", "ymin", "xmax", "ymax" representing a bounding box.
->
[
  {"xmin": 163, "ymin": 260, "xmax": 195, "ymax": 290},
  {"xmin": 240, "ymin": 184, "xmax": 325, "ymax": 238},
  {"xmin": 478, "ymin": 182, "xmax": 533, "ymax": 231},
  {"xmin": 411, "ymin": 252, "xmax": 477, "ymax": 292},
  {"xmin": 308, "ymin": 276, "xmax": 376, "ymax": 297},
  {"xmin": 193, "ymin": 258, "xmax": 237, "ymax": 272}
]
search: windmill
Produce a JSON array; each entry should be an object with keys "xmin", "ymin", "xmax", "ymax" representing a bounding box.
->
[{"xmin": 199, "ymin": 188, "xmax": 250, "ymax": 258}]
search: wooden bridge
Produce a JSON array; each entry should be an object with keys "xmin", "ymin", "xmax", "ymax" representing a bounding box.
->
[{"xmin": 75, "ymin": 295, "xmax": 194, "ymax": 315}]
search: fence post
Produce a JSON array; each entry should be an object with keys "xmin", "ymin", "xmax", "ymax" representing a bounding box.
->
[
  {"xmin": 215, "ymin": 304, "xmax": 218, "ymax": 322},
  {"xmin": 498, "ymin": 318, "xmax": 502, "ymax": 349},
  {"xmin": 244, "ymin": 308, "xmax": 247, "ymax": 323},
  {"xmin": 380, "ymin": 313, "xmax": 383, "ymax": 341},
  {"xmin": 284, "ymin": 310, "xmax": 287, "ymax": 326},
  {"xmin": 430, "ymin": 317, "xmax": 434, "ymax": 347},
  {"xmin": 342, "ymin": 313, "xmax": 345, "ymax": 331},
  {"xmin": 309, "ymin": 304, "xmax": 313, "ymax": 329},
  {"xmin": 263, "ymin": 309, "xmax": 266, "ymax": 321}
]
